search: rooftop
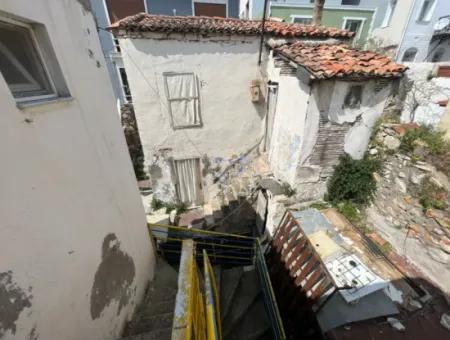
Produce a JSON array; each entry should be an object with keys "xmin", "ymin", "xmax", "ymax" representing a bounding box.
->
[
  {"xmin": 276, "ymin": 42, "xmax": 407, "ymax": 80},
  {"xmin": 109, "ymin": 13, "xmax": 355, "ymax": 39}
]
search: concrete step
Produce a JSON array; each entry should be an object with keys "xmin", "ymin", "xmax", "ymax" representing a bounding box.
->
[
  {"xmin": 120, "ymin": 327, "xmax": 172, "ymax": 340},
  {"xmin": 220, "ymin": 267, "xmax": 244, "ymax": 319},
  {"xmin": 133, "ymin": 312, "xmax": 174, "ymax": 334},
  {"xmin": 142, "ymin": 300, "xmax": 175, "ymax": 316},
  {"xmin": 225, "ymin": 299, "xmax": 269, "ymax": 340},
  {"xmin": 222, "ymin": 269, "xmax": 261, "ymax": 337}
]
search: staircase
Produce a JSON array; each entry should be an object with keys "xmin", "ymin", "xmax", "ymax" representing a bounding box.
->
[
  {"xmin": 121, "ymin": 260, "xmax": 178, "ymax": 340},
  {"xmin": 220, "ymin": 267, "xmax": 271, "ymax": 339}
]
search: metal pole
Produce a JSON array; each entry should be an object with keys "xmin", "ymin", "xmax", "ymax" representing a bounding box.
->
[{"xmin": 258, "ymin": 0, "xmax": 269, "ymax": 65}]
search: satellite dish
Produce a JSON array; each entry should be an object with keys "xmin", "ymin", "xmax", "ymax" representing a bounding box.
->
[{"xmin": 435, "ymin": 17, "xmax": 450, "ymax": 30}]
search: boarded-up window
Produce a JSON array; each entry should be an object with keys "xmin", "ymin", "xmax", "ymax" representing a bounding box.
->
[
  {"xmin": 344, "ymin": 85, "xmax": 363, "ymax": 109},
  {"xmin": 106, "ymin": 0, "xmax": 145, "ymax": 23},
  {"xmin": 194, "ymin": 3, "xmax": 227, "ymax": 17},
  {"xmin": 163, "ymin": 72, "xmax": 202, "ymax": 129},
  {"xmin": 437, "ymin": 66, "xmax": 450, "ymax": 78}
]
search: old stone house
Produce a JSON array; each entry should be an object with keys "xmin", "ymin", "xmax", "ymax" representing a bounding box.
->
[
  {"xmin": 265, "ymin": 42, "xmax": 406, "ymax": 199},
  {"xmin": 110, "ymin": 14, "xmax": 405, "ymax": 205}
]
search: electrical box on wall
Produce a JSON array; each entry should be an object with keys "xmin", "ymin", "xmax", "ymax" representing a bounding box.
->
[{"xmin": 250, "ymin": 79, "xmax": 261, "ymax": 102}]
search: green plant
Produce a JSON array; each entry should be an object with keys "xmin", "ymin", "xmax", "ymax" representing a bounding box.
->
[
  {"xmin": 151, "ymin": 198, "xmax": 164, "ymax": 211},
  {"xmin": 400, "ymin": 125, "xmax": 450, "ymax": 155},
  {"xmin": 336, "ymin": 201, "xmax": 362, "ymax": 224},
  {"xmin": 326, "ymin": 154, "xmax": 382, "ymax": 206},
  {"xmin": 418, "ymin": 177, "xmax": 447, "ymax": 211},
  {"xmin": 308, "ymin": 201, "xmax": 330, "ymax": 210}
]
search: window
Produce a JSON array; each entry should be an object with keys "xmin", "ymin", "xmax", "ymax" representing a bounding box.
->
[
  {"xmin": 194, "ymin": 3, "xmax": 227, "ymax": 17},
  {"xmin": 341, "ymin": 0, "xmax": 361, "ymax": 5},
  {"xmin": 402, "ymin": 48, "xmax": 418, "ymax": 62},
  {"xmin": 382, "ymin": 0, "xmax": 397, "ymax": 27},
  {"xmin": 417, "ymin": 0, "xmax": 436, "ymax": 22},
  {"xmin": 105, "ymin": 0, "xmax": 145, "ymax": 23},
  {"xmin": 291, "ymin": 15, "xmax": 313, "ymax": 25},
  {"xmin": 432, "ymin": 47, "xmax": 445, "ymax": 62},
  {"xmin": 163, "ymin": 72, "xmax": 202, "ymax": 129},
  {"xmin": 344, "ymin": 85, "xmax": 363, "ymax": 109},
  {"xmin": 0, "ymin": 19, "xmax": 56, "ymax": 101},
  {"xmin": 119, "ymin": 68, "xmax": 132, "ymax": 103},
  {"xmin": 343, "ymin": 18, "xmax": 365, "ymax": 39}
]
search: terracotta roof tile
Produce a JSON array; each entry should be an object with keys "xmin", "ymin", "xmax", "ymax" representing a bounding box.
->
[
  {"xmin": 109, "ymin": 13, "xmax": 354, "ymax": 39},
  {"xmin": 276, "ymin": 42, "xmax": 407, "ymax": 79}
]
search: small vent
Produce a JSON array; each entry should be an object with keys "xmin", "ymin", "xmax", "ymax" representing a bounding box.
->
[{"xmin": 374, "ymin": 79, "xmax": 390, "ymax": 93}]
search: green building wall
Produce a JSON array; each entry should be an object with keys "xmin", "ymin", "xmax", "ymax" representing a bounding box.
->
[{"xmin": 271, "ymin": 6, "xmax": 375, "ymax": 44}]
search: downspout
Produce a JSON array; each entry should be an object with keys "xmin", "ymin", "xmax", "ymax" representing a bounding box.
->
[{"xmin": 258, "ymin": 0, "xmax": 269, "ymax": 65}]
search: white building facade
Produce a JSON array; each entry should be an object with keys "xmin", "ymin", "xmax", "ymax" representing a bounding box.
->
[{"xmin": 0, "ymin": 1, "xmax": 155, "ymax": 339}]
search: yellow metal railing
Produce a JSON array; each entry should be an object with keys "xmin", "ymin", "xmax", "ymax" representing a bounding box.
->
[{"xmin": 204, "ymin": 250, "xmax": 222, "ymax": 340}]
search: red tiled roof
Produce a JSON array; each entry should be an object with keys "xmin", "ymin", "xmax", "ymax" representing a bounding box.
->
[
  {"xmin": 276, "ymin": 42, "xmax": 407, "ymax": 79},
  {"xmin": 109, "ymin": 13, "xmax": 355, "ymax": 39}
]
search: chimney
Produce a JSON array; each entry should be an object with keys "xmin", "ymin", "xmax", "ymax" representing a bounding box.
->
[{"xmin": 313, "ymin": 0, "xmax": 325, "ymax": 26}]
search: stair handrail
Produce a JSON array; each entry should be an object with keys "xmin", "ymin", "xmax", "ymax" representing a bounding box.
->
[{"xmin": 255, "ymin": 239, "xmax": 287, "ymax": 340}]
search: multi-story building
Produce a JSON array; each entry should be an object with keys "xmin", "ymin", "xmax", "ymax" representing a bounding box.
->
[
  {"xmin": 242, "ymin": 0, "xmax": 391, "ymax": 45},
  {"xmin": 90, "ymin": 0, "xmax": 241, "ymax": 108},
  {"xmin": 372, "ymin": 0, "xmax": 450, "ymax": 62}
]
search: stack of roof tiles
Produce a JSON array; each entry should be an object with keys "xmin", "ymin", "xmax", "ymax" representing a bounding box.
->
[
  {"xmin": 109, "ymin": 13, "xmax": 355, "ymax": 39},
  {"xmin": 276, "ymin": 42, "xmax": 407, "ymax": 79}
]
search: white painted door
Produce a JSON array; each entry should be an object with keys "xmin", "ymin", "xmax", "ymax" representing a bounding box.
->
[
  {"xmin": 265, "ymin": 84, "xmax": 278, "ymax": 151},
  {"xmin": 174, "ymin": 158, "xmax": 203, "ymax": 206}
]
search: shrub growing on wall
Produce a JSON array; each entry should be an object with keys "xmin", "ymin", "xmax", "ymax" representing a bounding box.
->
[{"xmin": 326, "ymin": 154, "xmax": 381, "ymax": 206}]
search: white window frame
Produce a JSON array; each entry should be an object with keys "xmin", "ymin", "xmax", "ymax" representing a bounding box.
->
[
  {"xmin": 381, "ymin": 0, "xmax": 397, "ymax": 28},
  {"xmin": 0, "ymin": 16, "xmax": 58, "ymax": 103},
  {"xmin": 290, "ymin": 15, "xmax": 313, "ymax": 24},
  {"xmin": 163, "ymin": 72, "xmax": 203, "ymax": 130},
  {"xmin": 342, "ymin": 16, "xmax": 366, "ymax": 40},
  {"xmin": 192, "ymin": 0, "xmax": 229, "ymax": 18},
  {"xmin": 416, "ymin": 0, "xmax": 436, "ymax": 23}
]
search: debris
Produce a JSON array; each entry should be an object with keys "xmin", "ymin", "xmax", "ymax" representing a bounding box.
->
[
  {"xmin": 369, "ymin": 148, "xmax": 378, "ymax": 155},
  {"xmin": 395, "ymin": 178, "xmax": 407, "ymax": 193},
  {"xmin": 398, "ymin": 171, "xmax": 406, "ymax": 178},
  {"xmin": 440, "ymin": 313, "xmax": 450, "ymax": 331},
  {"xmin": 383, "ymin": 135, "xmax": 401, "ymax": 150},
  {"xmin": 387, "ymin": 317, "xmax": 405, "ymax": 332}
]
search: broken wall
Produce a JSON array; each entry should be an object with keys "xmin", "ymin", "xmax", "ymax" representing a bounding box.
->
[
  {"xmin": 120, "ymin": 35, "xmax": 266, "ymax": 203},
  {"xmin": 0, "ymin": 1, "xmax": 154, "ymax": 339},
  {"xmin": 266, "ymin": 53, "xmax": 393, "ymax": 201},
  {"xmin": 400, "ymin": 63, "xmax": 450, "ymax": 127}
]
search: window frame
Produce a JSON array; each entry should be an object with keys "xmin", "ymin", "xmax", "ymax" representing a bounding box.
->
[
  {"xmin": 341, "ymin": 0, "xmax": 361, "ymax": 5},
  {"xmin": 0, "ymin": 16, "xmax": 58, "ymax": 103},
  {"xmin": 290, "ymin": 15, "xmax": 313, "ymax": 25},
  {"xmin": 163, "ymin": 72, "xmax": 203, "ymax": 130},
  {"xmin": 344, "ymin": 84, "xmax": 363, "ymax": 109},
  {"xmin": 402, "ymin": 47, "xmax": 418, "ymax": 62},
  {"xmin": 342, "ymin": 16, "xmax": 366, "ymax": 41},
  {"xmin": 381, "ymin": 0, "xmax": 397, "ymax": 28},
  {"xmin": 417, "ymin": 0, "xmax": 436, "ymax": 23}
]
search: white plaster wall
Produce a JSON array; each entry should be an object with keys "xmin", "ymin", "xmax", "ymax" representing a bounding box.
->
[
  {"xmin": 267, "ymin": 69, "xmax": 310, "ymax": 184},
  {"xmin": 343, "ymin": 80, "xmax": 392, "ymax": 159},
  {"xmin": 401, "ymin": 62, "xmax": 450, "ymax": 126},
  {"xmin": 0, "ymin": 1, "xmax": 154, "ymax": 340},
  {"xmin": 371, "ymin": 0, "xmax": 415, "ymax": 51},
  {"xmin": 120, "ymin": 36, "xmax": 266, "ymax": 201}
]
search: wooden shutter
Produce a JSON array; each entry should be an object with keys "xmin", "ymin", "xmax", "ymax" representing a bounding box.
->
[
  {"xmin": 106, "ymin": 0, "xmax": 145, "ymax": 23},
  {"xmin": 194, "ymin": 3, "xmax": 226, "ymax": 17}
]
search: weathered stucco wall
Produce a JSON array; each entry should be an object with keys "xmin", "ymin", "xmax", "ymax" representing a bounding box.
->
[
  {"xmin": 120, "ymin": 35, "xmax": 266, "ymax": 202},
  {"xmin": 267, "ymin": 66, "xmax": 310, "ymax": 185},
  {"xmin": 267, "ymin": 53, "xmax": 392, "ymax": 200},
  {"xmin": 401, "ymin": 63, "xmax": 450, "ymax": 126},
  {"xmin": 0, "ymin": 1, "xmax": 154, "ymax": 339}
]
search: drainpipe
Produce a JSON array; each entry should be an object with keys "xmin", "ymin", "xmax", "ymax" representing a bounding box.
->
[
  {"xmin": 313, "ymin": 0, "xmax": 326, "ymax": 26},
  {"xmin": 258, "ymin": 0, "xmax": 269, "ymax": 65}
]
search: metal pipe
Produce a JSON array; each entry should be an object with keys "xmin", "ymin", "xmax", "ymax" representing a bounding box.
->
[{"xmin": 258, "ymin": 0, "xmax": 269, "ymax": 65}]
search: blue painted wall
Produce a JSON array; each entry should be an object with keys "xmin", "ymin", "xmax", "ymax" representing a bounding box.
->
[{"xmin": 90, "ymin": 0, "xmax": 125, "ymax": 104}]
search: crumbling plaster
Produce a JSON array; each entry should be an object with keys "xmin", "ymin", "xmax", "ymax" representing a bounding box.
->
[
  {"xmin": 120, "ymin": 36, "xmax": 267, "ymax": 203},
  {"xmin": 0, "ymin": 1, "xmax": 154, "ymax": 339}
]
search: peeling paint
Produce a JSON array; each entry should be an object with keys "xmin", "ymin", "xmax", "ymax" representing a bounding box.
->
[
  {"xmin": 90, "ymin": 234, "xmax": 136, "ymax": 320},
  {"xmin": 0, "ymin": 271, "xmax": 33, "ymax": 337}
]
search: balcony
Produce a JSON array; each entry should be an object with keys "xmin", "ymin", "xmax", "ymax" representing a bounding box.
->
[{"xmin": 432, "ymin": 15, "xmax": 450, "ymax": 40}]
